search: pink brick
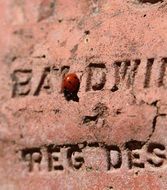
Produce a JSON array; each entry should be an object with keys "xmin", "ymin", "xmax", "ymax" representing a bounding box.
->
[{"xmin": 0, "ymin": 0, "xmax": 167, "ymax": 189}]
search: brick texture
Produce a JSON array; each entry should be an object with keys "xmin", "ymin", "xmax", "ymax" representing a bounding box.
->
[{"xmin": 0, "ymin": 0, "xmax": 167, "ymax": 189}]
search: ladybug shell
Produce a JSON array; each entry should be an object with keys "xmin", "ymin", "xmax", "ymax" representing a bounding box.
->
[{"xmin": 62, "ymin": 73, "xmax": 80, "ymax": 93}]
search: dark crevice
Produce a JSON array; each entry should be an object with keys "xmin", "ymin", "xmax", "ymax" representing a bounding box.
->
[
  {"xmin": 84, "ymin": 30, "xmax": 90, "ymax": 35},
  {"xmin": 148, "ymin": 101, "xmax": 158, "ymax": 141},
  {"xmin": 82, "ymin": 103, "xmax": 108, "ymax": 125},
  {"xmin": 138, "ymin": 0, "xmax": 163, "ymax": 4},
  {"xmin": 111, "ymin": 85, "xmax": 119, "ymax": 92},
  {"xmin": 82, "ymin": 115, "xmax": 98, "ymax": 124}
]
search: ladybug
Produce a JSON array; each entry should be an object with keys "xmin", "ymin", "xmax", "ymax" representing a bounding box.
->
[{"xmin": 62, "ymin": 73, "xmax": 80, "ymax": 101}]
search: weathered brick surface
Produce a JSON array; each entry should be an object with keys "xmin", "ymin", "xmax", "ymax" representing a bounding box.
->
[{"xmin": 1, "ymin": 0, "xmax": 167, "ymax": 189}]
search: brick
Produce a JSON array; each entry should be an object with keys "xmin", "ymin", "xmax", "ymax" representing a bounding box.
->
[{"xmin": 1, "ymin": 0, "xmax": 167, "ymax": 189}]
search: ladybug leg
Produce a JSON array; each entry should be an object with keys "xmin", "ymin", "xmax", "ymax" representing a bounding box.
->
[
  {"xmin": 72, "ymin": 93, "xmax": 79, "ymax": 102},
  {"xmin": 63, "ymin": 89, "xmax": 71, "ymax": 101},
  {"xmin": 63, "ymin": 89, "xmax": 79, "ymax": 102},
  {"xmin": 64, "ymin": 89, "xmax": 76, "ymax": 101}
]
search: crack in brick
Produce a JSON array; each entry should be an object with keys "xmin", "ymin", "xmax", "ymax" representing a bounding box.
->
[{"xmin": 142, "ymin": 100, "xmax": 167, "ymax": 145}]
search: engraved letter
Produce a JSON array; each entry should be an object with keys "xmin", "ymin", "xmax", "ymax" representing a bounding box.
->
[
  {"xmin": 126, "ymin": 141, "xmax": 144, "ymax": 169},
  {"xmin": 67, "ymin": 145, "xmax": 84, "ymax": 170},
  {"xmin": 86, "ymin": 63, "xmax": 106, "ymax": 91},
  {"xmin": 48, "ymin": 146, "xmax": 64, "ymax": 171},
  {"xmin": 144, "ymin": 58, "xmax": 154, "ymax": 88},
  {"xmin": 71, "ymin": 151, "xmax": 84, "ymax": 169},
  {"xmin": 112, "ymin": 59, "xmax": 140, "ymax": 90},
  {"xmin": 158, "ymin": 58, "xmax": 167, "ymax": 87},
  {"xmin": 147, "ymin": 143, "xmax": 166, "ymax": 167},
  {"xmin": 12, "ymin": 70, "xmax": 32, "ymax": 97},
  {"xmin": 34, "ymin": 67, "xmax": 53, "ymax": 96},
  {"xmin": 22, "ymin": 148, "xmax": 42, "ymax": 172},
  {"xmin": 107, "ymin": 145, "xmax": 122, "ymax": 170}
]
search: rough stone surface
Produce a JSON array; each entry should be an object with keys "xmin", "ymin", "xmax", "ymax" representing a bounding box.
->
[{"xmin": 1, "ymin": 0, "xmax": 167, "ymax": 189}]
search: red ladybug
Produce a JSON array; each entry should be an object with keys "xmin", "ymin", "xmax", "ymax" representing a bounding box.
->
[{"xmin": 62, "ymin": 73, "xmax": 80, "ymax": 101}]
